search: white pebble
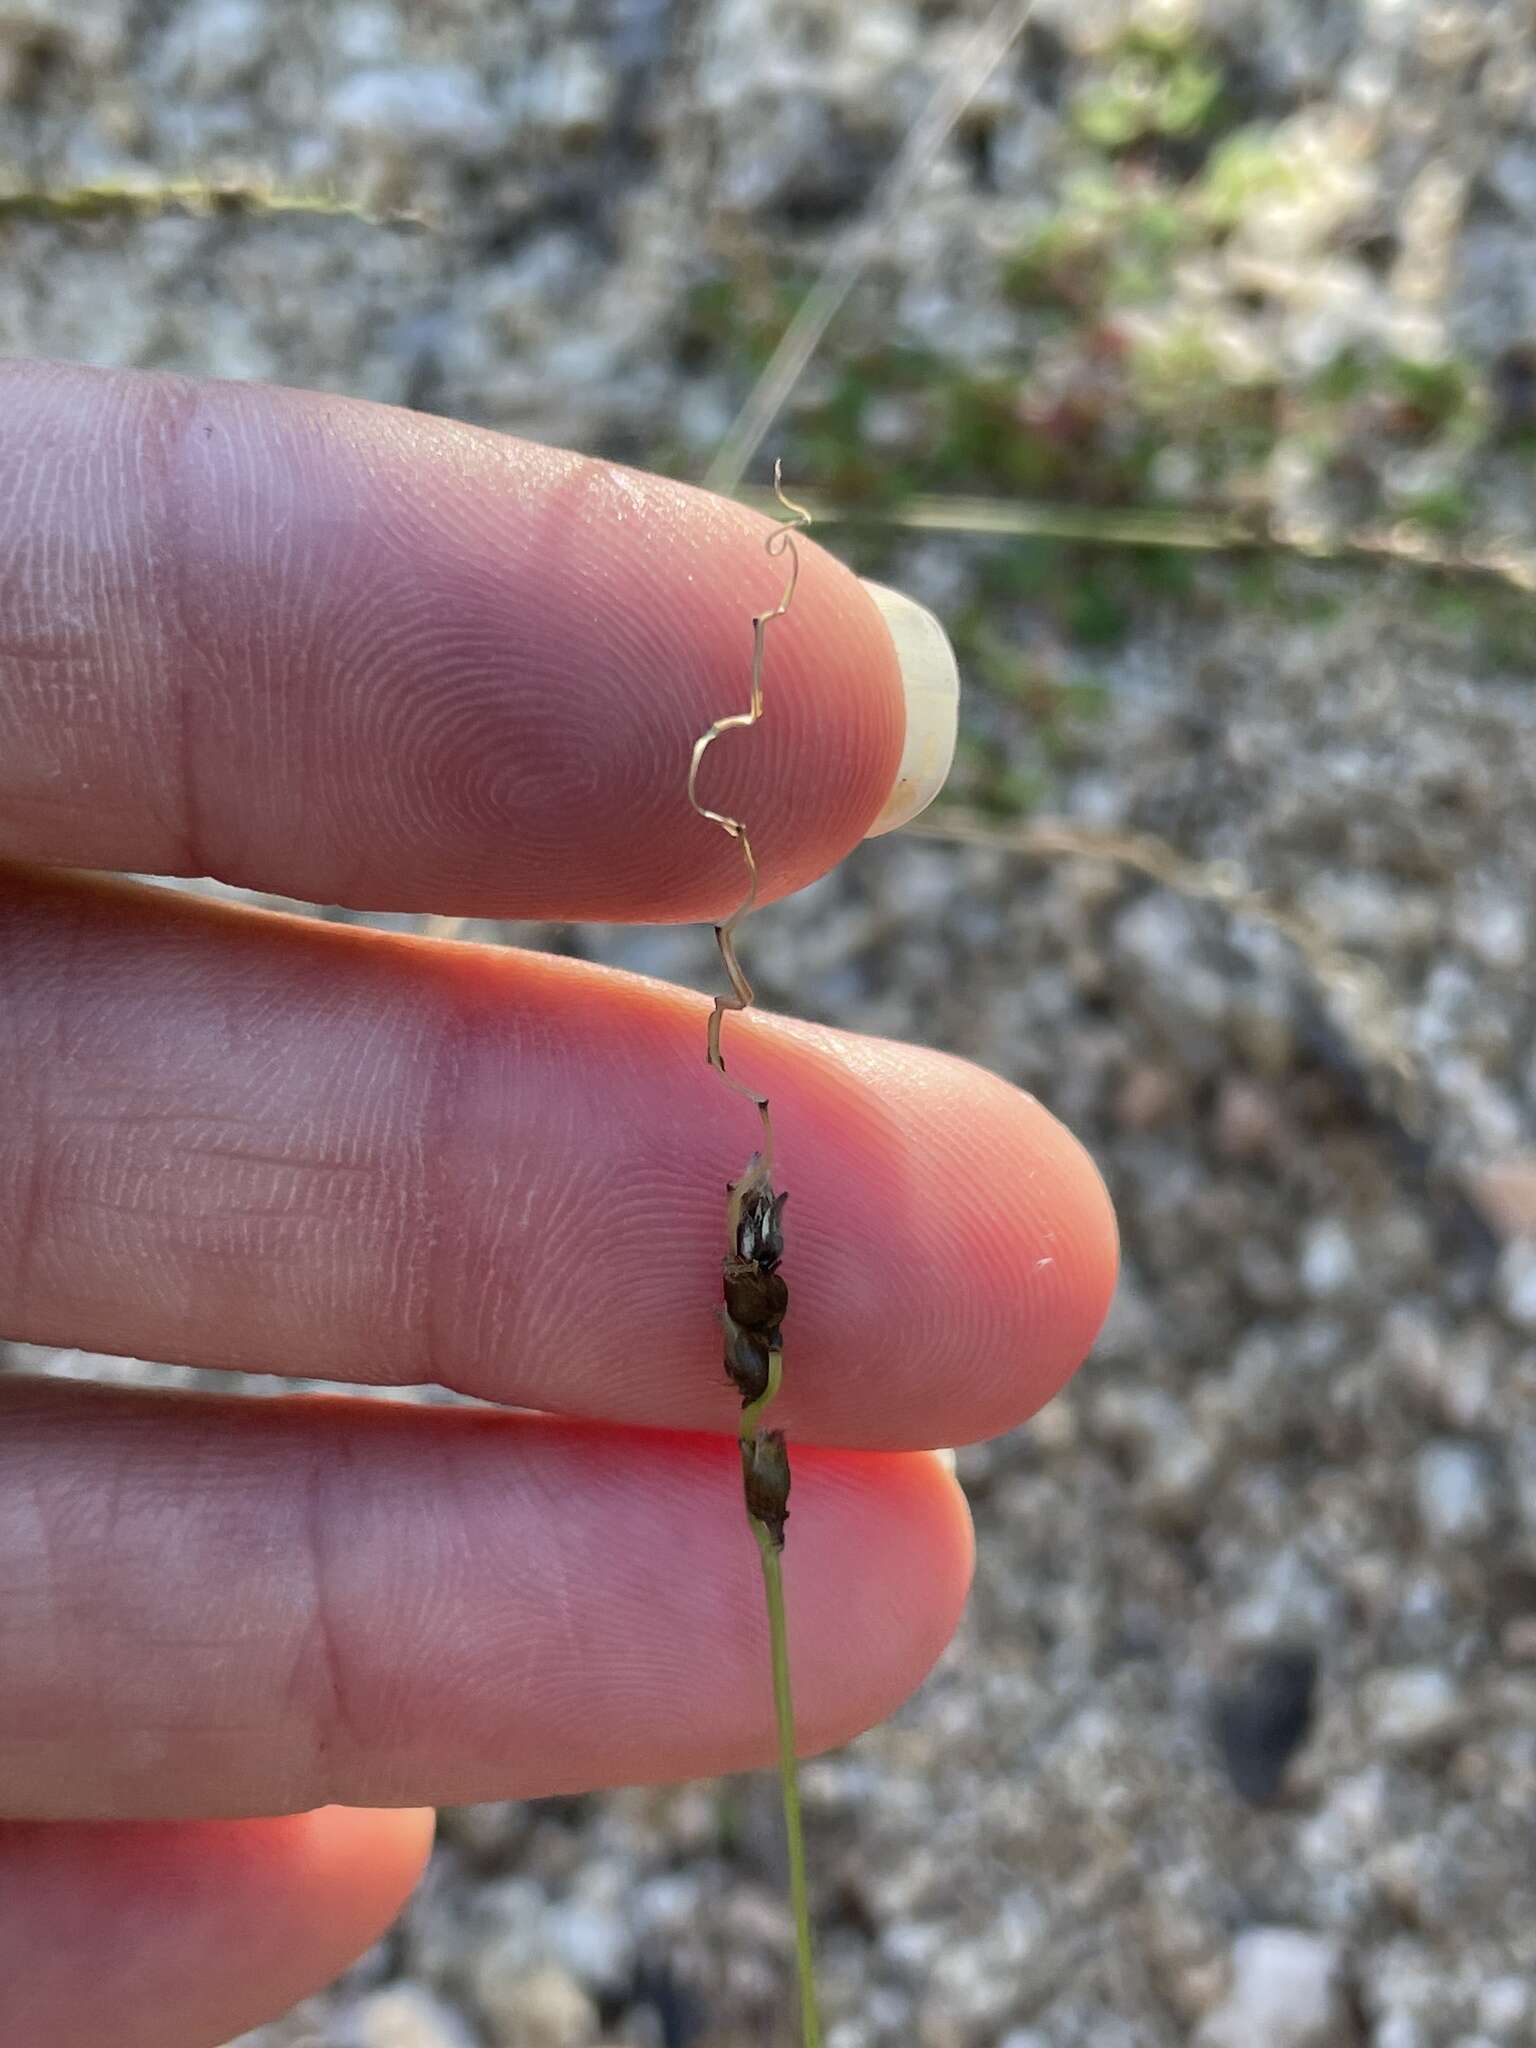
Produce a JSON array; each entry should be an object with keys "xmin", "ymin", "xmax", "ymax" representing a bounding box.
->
[
  {"xmin": 472, "ymin": 1959, "xmax": 598, "ymax": 2048},
  {"xmin": 1299, "ymin": 1219, "xmax": 1358, "ymax": 1300},
  {"xmin": 343, "ymin": 1984, "xmax": 479, "ymax": 2048},
  {"xmin": 1414, "ymin": 1440, "xmax": 1497, "ymax": 1544},
  {"xmin": 330, "ymin": 64, "xmax": 499, "ymax": 154},
  {"xmin": 1363, "ymin": 1666, "xmax": 1464, "ymax": 1753},
  {"xmin": 1197, "ymin": 1928, "xmax": 1348, "ymax": 2047},
  {"xmin": 1496, "ymin": 1239, "xmax": 1536, "ymax": 1331},
  {"xmin": 545, "ymin": 1898, "xmax": 634, "ymax": 1992}
]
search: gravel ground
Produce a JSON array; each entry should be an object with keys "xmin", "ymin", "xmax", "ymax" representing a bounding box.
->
[{"xmin": 5, "ymin": 3, "xmax": 1536, "ymax": 2044}]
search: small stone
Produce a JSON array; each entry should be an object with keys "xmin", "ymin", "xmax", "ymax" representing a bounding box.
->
[
  {"xmin": 1214, "ymin": 1078, "xmax": 1283, "ymax": 1160},
  {"xmin": 1495, "ymin": 1239, "xmax": 1536, "ymax": 1331},
  {"xmin": 330, "ymin": 64, "xmax": 499, "ymax": 155},
  {"xmin": 630, "ymin": 1871, "xmax": 701, "ymax": 1938},
  {"xmin": 722, "ymin": 1884, "xmax": 795, "ymax": 1957},
  {"xmin": 521, "ymin": 45, "xmax": 614, "ymax": 141},
  {"xmin": 1299, "ymin": 1220, "xmax": 1358, "ymax": 1300},
  {"xmin": 545, "ymin": 1897, "xmax": 634, "ymax": 1994},
  {"xmin": 344, "ymin": 1984, "xmax": 479, "ymax": 2048},
  {"xmin": 1477, "ymin": 1976, "xmax": 1532, "ymax": 2031},
  {"xmin": 1092, "ymin": 1386, "xmax": 1216, "ymax": 1523},
  {"xmin": 166, "ymin": 0, "xmax": 267, "ymax": 93},
  {"xmin": 434, "ymin": 1802, "xmax": 528, "ymax": 1864},
  {"xmin": 472, "ymin": 1960, "xmax": 598, "ymax": 2048},
  {"xmin": 1363, "ymin": 1666, "xmax": 1465, "ymax": 1754},
  {"xmin": 1213, "ymin": 1646, "xmax": 1319, "ymax": 1805},
  {"xmin": 1114, "ymin": 1063, "xmax": 1179, "ymax": 1129},
  {"xmin": 918, "ymin": 1891, "xmax": 1046, "ymax": 2033},
  {"xmin": 1461, "ymin": 1157, "xmax": 1536, "ymax": 1243},
  {"xmin": 1196, "ymin": 1928, "xmax": 1350, "ymax": 2047},
  {"xmin": 1297, "ymin": 1768, "xmax": 1389, "ymax": 1870},
  {"xmin": 882, "ymin": 1919, "xmax": 947, "ymax": 1975},
  {"xmin": 1413, "ymin": 1440, "xmax": 1498, "ymax": 1544},
  {"xmin": 1454, "ymin": 892, "xmax": 1527, "ymax": 971}
]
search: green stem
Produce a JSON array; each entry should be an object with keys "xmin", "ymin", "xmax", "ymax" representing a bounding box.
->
[
  {"xmin": 738, "ymin": 1341, "xmax": 818, "ymax": 2045},
  {"xmin": 738, "ymin": 1347, "xmax": 782, "ymax": 1438},
  {"xmin": 752, "ymin": 1520, "xmax": 821, "ymax": 2048}
]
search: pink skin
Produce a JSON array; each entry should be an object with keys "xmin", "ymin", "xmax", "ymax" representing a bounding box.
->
[
  {"xmin": 0, "ymin": 362, "xmax": 903, "ymax": 918},
  {"xmin": 1, "ymin": 1807, "xmax": 437, "ymax": 2048},
  {"xmin": 0, "ymin": 362, "xmax": 1118, "ymax": 2046}
]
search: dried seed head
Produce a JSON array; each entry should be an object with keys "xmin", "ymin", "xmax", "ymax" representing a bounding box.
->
[
  {"xmin": 724, "ymin": 1255, "xmax": 788, "ymax": 1334},
  {"xmin": 741, "ymin": 1429, "xmax": 791, "ymax": 1548},
  {"xmin": 737, "ymin": 1186, "xmax": 788, "ymax": 1269},
  {"xmin": 724, "ymin": 1315, "xmax": 773, "ymax": 1405}
]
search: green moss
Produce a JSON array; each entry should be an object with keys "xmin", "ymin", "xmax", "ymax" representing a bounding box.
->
[
  {"xmin": 1196, "ymin": 127, "xmax": 1303, "ymax": 228},
  {"xmin": 1071, "ymin": 27, "xmax": 1226, "ymax": 152},
  {"xmin": 1308, "ymin": 348, "xmax": 1372, "ymax": 405},
  {"xmin": 1394, "ymin": 486, "xmax": 1473, "ymax": 536},
  {"xmin": 1130, "ymin": 322, "xmax": 1225, "ymax": 408},
  {"xmin": 1124, "ymin": 542, "xmax": 1199, "ymax": 598},
  {"xmin": 1066, "ymin": 570, "xmax": 1133, "ymax": 646},
  {"xmin": 1005, "ymin": 179, "xmax": 1190, "ymax": 317},
  {"xmin": 957, "ymin": 731, "xmax": 1047, "ymax": 821},
  {"xmin": 1385, "ymin": 355, "xmax": 1480, "ymax": 435},
  {"xmin": 975, "ymin": 537, "xmax": 1067, "ymax": 602},
  {"xmin": 1414, "ymin": 578, "xmax": 1536, "ymax": 671},
  {"xmin": 932, "ymin": 376, "xmax": 1046, "ymax": 490}
]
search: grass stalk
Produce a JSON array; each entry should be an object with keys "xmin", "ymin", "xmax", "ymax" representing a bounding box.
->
[
  {"xmin": 690, "ymin": 469, "xmax": 822, "ymax": 2044},
  {"xmin": 752, "ymin": 1523, "xmax": 820, "ymax": 2048},
  {"xmin": 734, "ymin": 486, "xmax": 1536, "ymax": 593}
]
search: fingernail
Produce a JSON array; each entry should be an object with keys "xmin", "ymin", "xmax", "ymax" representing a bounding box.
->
[
  {"xmin": 932, "ymin": 1447, "xmax": 958, "ymax": 1475},
  {"xmin": 862, "ymin": 581, "xmax": 960, "ymax": 837}
]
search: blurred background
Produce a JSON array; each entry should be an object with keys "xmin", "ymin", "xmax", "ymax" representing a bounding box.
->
[{"xmin": 4, "ymin": 1, "xmax": 1536, "ymax": 2042}]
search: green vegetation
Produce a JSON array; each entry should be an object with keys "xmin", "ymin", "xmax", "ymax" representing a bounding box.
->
[
  {"xmin": 1069, "ymin": 22, "xmax": 1227, "ymax": 153},
  {"xmin": 1196, "ymin": 126, "xmax": 1303, "ymax": 228},
  {"xmin": 1003, "ymin": 175, "xmax": 1189, "ymax": 313},
  {"xmin": 665, "ymin": 25, "xmax": 1526, "ymax": 827}
]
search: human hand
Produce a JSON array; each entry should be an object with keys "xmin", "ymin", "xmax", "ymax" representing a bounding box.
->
[{"xmin": 0, "ymin": 362, "xmax": 1117, "ymax": 2047}]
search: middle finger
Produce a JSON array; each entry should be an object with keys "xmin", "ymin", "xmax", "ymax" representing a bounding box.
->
[{"xmin": 0, "ymin": 866, "xmax": 1116, "ymax": 1450}]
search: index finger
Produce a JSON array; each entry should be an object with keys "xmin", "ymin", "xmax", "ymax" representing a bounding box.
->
[{"xmin": 0, "ymin": 361, "xmax": 908, "ymax": 919}]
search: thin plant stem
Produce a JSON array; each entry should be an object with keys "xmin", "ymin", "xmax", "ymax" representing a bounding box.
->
[
  {"xmin": 703, "ymin": 0, "xmax": 1038, "ymax": 496},
  {"xmin": 733, "ymin": 485, "xmax": 1536, "ymax": 594},
  {"xmin": 0, "ymin": 177, "xmax": 429, "ymax": 231},
  {"xmin": 689, "ymin": 468, "xmax": 821, "ymax": 2046},
  {"xmin": 753, "ymin": 1523, "xmax": 820, "ymax": 2048},
  {"xmin": 910, "ymin": 804, "xmax": 1423, "ymax": 1126}
]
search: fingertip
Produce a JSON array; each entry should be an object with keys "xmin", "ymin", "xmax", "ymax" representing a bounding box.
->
[
  {"xmin": 284, "ymin": 1804, "xmax": 436, "ymax": 1922},
  {"xmin": 766, "ymin": 1025, "xmax": 1119, "ymax": 1449},
  {"xmin": 949, "ymin": 1063, "xmax": 1120, "ymax": 1442},
  {"xmin": 0, "ymin": 1806, "xmax": 433, "ymax": 2048},
  {"xmin": 0, "ymin": 364, "xmax": 908, "ymax": 918},
  {"xmin": 788, "ymin": 1446, "xmax": 975, "ymax": 1755}
]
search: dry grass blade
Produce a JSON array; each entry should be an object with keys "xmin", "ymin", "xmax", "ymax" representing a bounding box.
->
[
  {"xmin": 0, "ymin": 178, "xmax": 431, "ymax": 230},
  {"xmin": 734, "ymin": 488, "xmax": 1536, "ymax": 596},
  {"xmin": 908, "ymin": 806, "xmax": 1424, "ymax": 1128},
  {"xmin": 702, "ymin": 0, "xmax": 1038, "ymax": 497},
  {"xmin": 687, "ymin": 465, "xmax": 812, "ymax": 1164}
]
